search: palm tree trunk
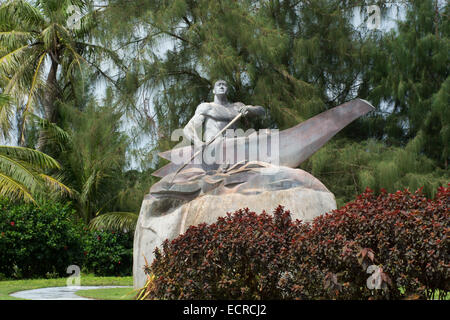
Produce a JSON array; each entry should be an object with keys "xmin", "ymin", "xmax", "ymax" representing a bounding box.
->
[
  {"xmin": 45, "ymin": 59, "xmax": 58, "ymax": 122},
  {"xmin": 38, "ymin": 58, "xmax": 58, "ymax": 150}
]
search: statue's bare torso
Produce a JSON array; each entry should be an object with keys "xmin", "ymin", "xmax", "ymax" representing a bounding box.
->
[
  {"xmin": 183, "ymin": 80, "xmax": 264, "ymax": 145},
  {"xmin": 185, "ymin": 101, "xmax": 246, "ymax": 143}
]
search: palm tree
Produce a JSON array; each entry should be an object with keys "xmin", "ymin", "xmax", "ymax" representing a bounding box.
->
[
  {"xmin": 0, "ymin": 0, "xmax": 122, "ymax": 145},
  {"xmin": 0, "ymin": 144, "xmax": 71, "ymax": 203},
  {"xmin": 0, "ymin": 91, "xmax": 71, "ymax": 203}
]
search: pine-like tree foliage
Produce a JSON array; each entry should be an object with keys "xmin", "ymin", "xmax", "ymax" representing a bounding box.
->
[
  {"xmin": 366, "ymin": 0, "xmax": 449, "ymax": 166},
  {"xmin": 105, "ymin": 0, "xmax": 379, "ymax": 124},
  {"xmin": 55, "ymin": 100, "xmax": 130, "ymax": 223},
  {"xmin": 100, "ymin": 0, "xmax": 387, "ymax": 172},
  {"xmin": 302, "ymin": 138, "xmax": 449, "ymax": 206},
  {"xmin": 100, "ymin": 0, "xmax": 448, "ymax": 202}
]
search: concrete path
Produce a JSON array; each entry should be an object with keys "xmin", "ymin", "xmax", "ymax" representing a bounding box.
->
[{"xmin": 10, "ymin": 286, "xmax": 131, "ymax": 300}]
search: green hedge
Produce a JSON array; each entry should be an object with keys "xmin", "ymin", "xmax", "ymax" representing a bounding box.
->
[{"xmin": 0, "ymin": 199, "xmax": 133, "ymax": 279}]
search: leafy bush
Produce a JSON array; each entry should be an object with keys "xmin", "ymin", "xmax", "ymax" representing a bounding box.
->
[
  {"xmin": 144, "ymin": 185, "xmax": 449, "ymax": 300},
  {"xmin": 0, "ymin": 199, "xmax": 85, "ymax": 278},
  {"xmin": 0, "ymin": 199, "xmax": 134, "ymax": 278},
  {"xmin": 82, "ymin": 230, "xmax": 133, "ymax": 277},
  {"xmin": 147, "ymin": 206, "xmax": 306, "ymax": 299},
  {"xmin": 281, "ymin": 185, "xmax": 449, "ymax": 300}
]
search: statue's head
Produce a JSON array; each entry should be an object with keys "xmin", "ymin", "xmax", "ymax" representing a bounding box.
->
[{"xmin": 213, "ymin": 80, "xmax": 228, "ymax": 96}]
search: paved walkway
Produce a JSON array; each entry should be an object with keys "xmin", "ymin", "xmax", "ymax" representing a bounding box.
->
[{"xmin": 10, "ymin": 286, "xmax": 131, "ymax": 300}]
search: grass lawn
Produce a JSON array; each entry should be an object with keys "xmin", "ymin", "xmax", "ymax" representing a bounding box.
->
[
  {"xmin": 0, "ymin": 274, "xmax": 133, "ymax": 300},
  {"xmin": 2, "ymin": 275, "xmax": 447, "ymax": 300},
  {"xmin": 75, "ymin": 287, "xmax": 137, "ymax": 300}
]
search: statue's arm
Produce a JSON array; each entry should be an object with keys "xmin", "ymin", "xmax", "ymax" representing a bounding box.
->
[
  {"xmin": 183, "ymin": 105, "xmax": 207, "ymax": 145},
  {"xmin": 235, "ymin": 102, "xmax": 265, "ymax": 117},
  {"xmin": 197, "ymin": 102, "xmax": 233, "ymax": 121}
]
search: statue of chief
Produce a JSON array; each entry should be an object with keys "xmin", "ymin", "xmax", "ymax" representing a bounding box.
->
[
  {"xmin": 152, "ymin": 78, "xmax": 374, "ymax": 186},
  {"xmin": 183, "ymin": 80, "xmax": 265, "ymax": 147}
]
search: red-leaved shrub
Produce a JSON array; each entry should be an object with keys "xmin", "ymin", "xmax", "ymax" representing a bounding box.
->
[
  {"xmin": 143, "ymin": 185, "xmax": 449, "ymax": 300},
  {"xmin": 280, "ymin": 185, "xmax": 449, "ymax": 299},
  {"xmin": 147, "ymin": 206, "xmax": 306, "ymax": 299}
]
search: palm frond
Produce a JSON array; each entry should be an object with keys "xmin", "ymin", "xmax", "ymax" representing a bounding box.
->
[
  {"xmin": 0, "ymin": 93, "xmax": 13, "ymax": 139},
  {"xmin": 0, "ymin": 171, "xmax": 36, "ymax": 203},
  {"xmin": 4, "ymin": 52, "xmax": 42, "ymax": 94},
  {"xmin": 0, "ymin": 145, "xmax": 61, "ymax": 170},
  {"xmin": 39, "ymin": 173, "xmax": 74, "ymax": 198},
  {"xmin": 89, "ymin": 211, "xmax": 138, "ymax": 232},
  {"xmin": 64, "ymin": 45, "xmax": 118, "ymax": 86},
  {"xmin": 69, "ymin": 3, "xmax": 102, "ymax": 38},
  {"xmin": 80, "ymin": 169, "xmax": 96, "ymax": 205},
  {"xmin": 28, "ymin": 113, "xmax": 71, "ymax": 149},
  {"xmin": 0, "ymin": 0, "xmax": 46, "ymax": 30},
  {"xmin": 0, "ymin": 31, "xmax": 33, "ymax": 48},
  {"xmin": 20, "ymin": 52, "xmax": 46, "ymax": 144},
  {"xmin": 41, "ymin": 23, "xmax": 57, "ymax": 50},
  {"xmin": 0, "ymin": 153, "xmax": 44, "ymax": 193},
  {"xmin": 0, "ymin": 44, "xmax": 30, "ymax": 69},
  {"xmin": 60, "ymin": 39, "xmax": 84, "ymax": 76}
]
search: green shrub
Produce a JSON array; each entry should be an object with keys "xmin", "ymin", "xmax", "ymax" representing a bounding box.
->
[
  {"xmin": 0, "ymin": 199, "xmax": 85, "ymax": 278},
  {"xmin": 82, "ymin": 230, "xmax": 133, "ymax": 277},
  {"xmin": 0, "ymin": 199, "xmax": 134, "ymax": 278}
]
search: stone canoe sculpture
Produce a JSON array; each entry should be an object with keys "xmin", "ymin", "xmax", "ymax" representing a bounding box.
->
[{"xmin": 133, "ymin": 98, "xmax": 374, "ymax": 289}]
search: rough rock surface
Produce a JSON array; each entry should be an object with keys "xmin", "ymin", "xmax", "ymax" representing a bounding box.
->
[{"xmin": 133, "ymin": 162, "xmax": 337, "ymax": 289}]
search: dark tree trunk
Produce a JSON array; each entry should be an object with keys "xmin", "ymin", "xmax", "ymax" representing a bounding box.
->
[
  {"xmin": 44, "ymin": 58, "xmax": 59, "ymax": 122},
  {"xmin": 37, "ymin": 58, "xmax": 59, "ymax": 150}
]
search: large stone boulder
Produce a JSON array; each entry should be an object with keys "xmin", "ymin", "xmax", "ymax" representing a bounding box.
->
[{"xmin": 133, "ymin": 162, "xmax": 336, "ymax": 289}]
